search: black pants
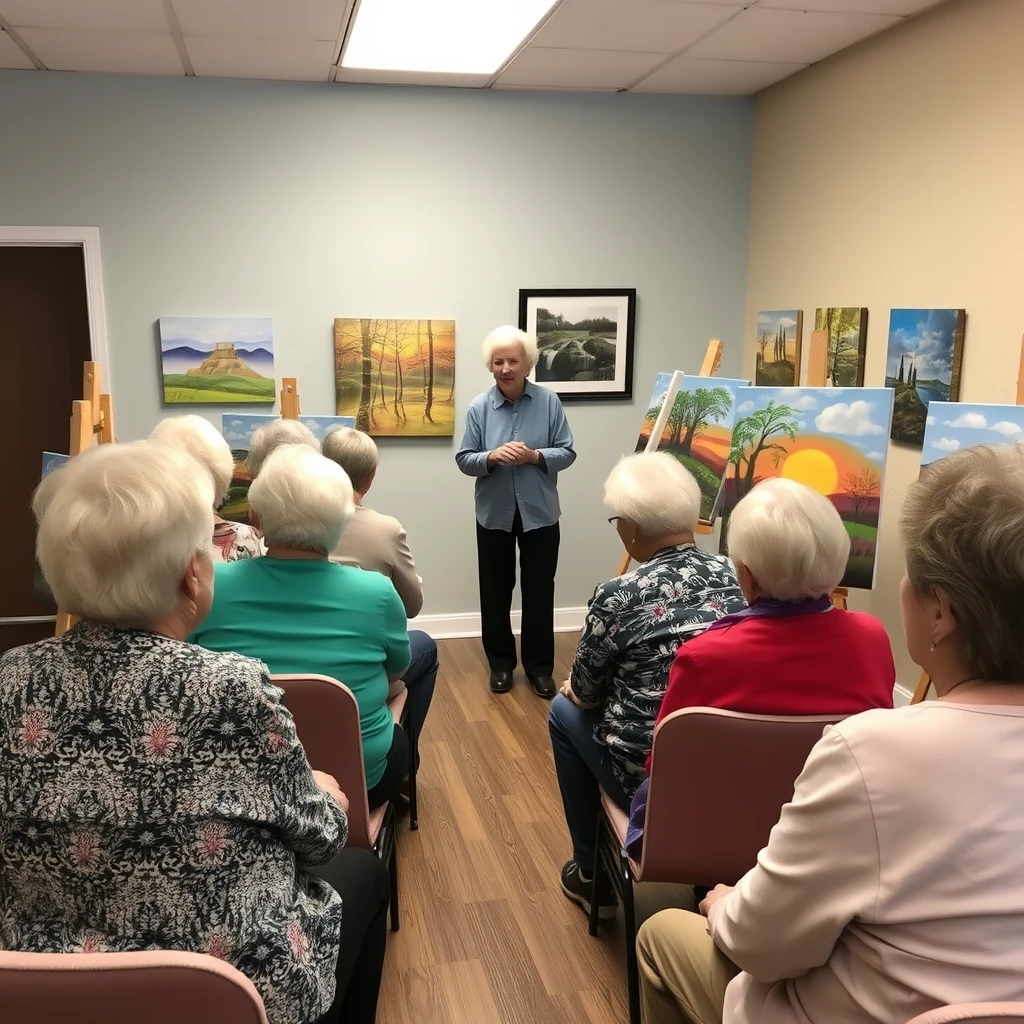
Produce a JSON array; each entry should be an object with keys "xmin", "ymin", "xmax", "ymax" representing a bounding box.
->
[
  {"xmin": 476, "ymin": 507, "xmax": 560, "ymax": 679},
  {"xmin": 366, "ymin": 723, "xmax": 410, "ymax": 811},
  {"xmin": 311, "ymin": 847, "xmax": 390, "ymax": 1024}
]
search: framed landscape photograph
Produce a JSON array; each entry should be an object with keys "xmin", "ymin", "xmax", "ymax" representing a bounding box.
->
[{"xmin": 519, "ymin": 288, "xmax": 636, "ymax": 401}]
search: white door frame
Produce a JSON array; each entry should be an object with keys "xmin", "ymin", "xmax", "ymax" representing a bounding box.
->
[{"xmin": 0, "ymin": 226, "xmax": 112, "ymax": 387}]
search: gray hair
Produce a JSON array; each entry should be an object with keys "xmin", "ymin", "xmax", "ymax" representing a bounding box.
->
[
  {"xmin": 900, "ymin": 443, "xmax": 1024, "ymax": 682},
  {"xmin": 728, "ymin": 477, "xmax": 849, "ymax": 601},
  {"xmin": 33, "ymin": 441, "xmax": 214, "ymax": 628},
  {"xmin": 321, "ymin": 426, "xmax": 379, "ymax": 494},
  {"xmin": 249, "ymin": 444, "xmax": 354, "ymax": 554},
  {"xmin": 482, "ymin": 325, "xmax": 539, "ymax": 373},
  {"xmin": 603, "ymin": 452, "xmax": 701, "ymax": 536},
  {"xmin": 149, "ymin": 414, "xmax": 234, "ymax": 504},
  {"xmin": 247, "ymin": 419, "xmax": 319, "ymax": 478}
]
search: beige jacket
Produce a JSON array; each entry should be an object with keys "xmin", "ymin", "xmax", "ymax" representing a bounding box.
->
[
  {"xmin": 330, "ymin": 505, "xmax": 423, "ymax": 618},
  {"xmin": 710, "ymin": 703, "xmax": 1024, "ymax": 1024}
]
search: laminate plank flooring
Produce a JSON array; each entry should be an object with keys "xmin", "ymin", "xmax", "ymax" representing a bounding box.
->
[{"xmin": 379, "ymin": 632, "xmax": 696, "ymax": 1024}]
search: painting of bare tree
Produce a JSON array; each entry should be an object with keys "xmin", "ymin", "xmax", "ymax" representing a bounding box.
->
[{"xmin": 334, "ymin": 319, "xmax": 455, "ymax": 437}]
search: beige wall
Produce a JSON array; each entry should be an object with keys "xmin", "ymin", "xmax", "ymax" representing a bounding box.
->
[{"xmin": 744, "ymin": 0, "xmax": 1024, "ymax": 691}]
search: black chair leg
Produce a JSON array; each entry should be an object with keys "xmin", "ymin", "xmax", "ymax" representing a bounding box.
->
[
  {"xmin": 388, "ymin": 831, "xmax": 400, "ymax": 932},
  {"xmin": 621, "ymin": 856, "xmax": 640, "ymax": 1024},
  {"xmin": 406, "ymin": 712, "xmax": 419, "ymax": 832},
  {"xmin": 589, "ymin": 814, "xmax": 605, "ymax": 937}
]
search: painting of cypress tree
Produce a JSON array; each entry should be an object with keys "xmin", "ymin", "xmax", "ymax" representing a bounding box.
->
[{"xmin": 754, "ymin": 310, "xmax": 803, "ymax": 386}]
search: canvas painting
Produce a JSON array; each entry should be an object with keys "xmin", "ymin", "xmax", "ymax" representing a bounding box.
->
[
  {"xmin": 634, "ymin": 371, "xmax": 682, "ymax": 453},
  {"xmin": 334, "ymin": 319, "xmax": 455, "ymax": 437},
  {"xmin": 159, "ymin": 317, "xmax": 276, "ymax": 405},
  {"xmin": 921, "ymin": 402, "xmax": 1024, "ymax": 469},
  {"xmin": 885, "ymin": 308, "xmax": 966, "ymax": 447},
  {"xmin": 723, "ymin": 386, "xmax": 895, "ymax": 589},
  {"xmin": 754, "ymin": 310, "xmax": 803, "ymax": 386},
  {"xmin": 219, "ymin": 413, "xmax": 356, "ymax": 523},
  {"xmin": 813, "ymin": 307, "xmax": 868, "ymax": 388},
  {"xmin": 33, "ymin": 452, "xmax": 71, "ymax": 605},
  {"xmin": 660, "ymin": 376, "xmax": 751, "ymax": 521}
]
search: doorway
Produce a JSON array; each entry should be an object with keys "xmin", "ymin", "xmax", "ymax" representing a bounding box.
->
[{"xmin": 0, "ymin": 245, "xmax": 95, "ymax": 652}]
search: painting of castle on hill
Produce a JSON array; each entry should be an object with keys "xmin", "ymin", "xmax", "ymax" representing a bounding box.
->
[
  {"xmin": 723, "ymin": 386, "xmax": 895, "ymax": 589},
  {"xmin": 335, "ymin": 319, "xmax": 455, "ymax": 437},
  {"xmin": 885, "ymin": 308, "xmax": 966, "ymax": 447},
  {"xmin": 160, "ymin": 317, "xmax": 275, "ymax": 404}
]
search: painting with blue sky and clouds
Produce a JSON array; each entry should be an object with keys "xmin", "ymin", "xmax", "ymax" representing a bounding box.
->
[
  {"xmin": 723, "ymin": 386, "xmax": 895, "ymax": 589},
  {"xmin": 160, "ymin": 316, "xmax": 276, "ymax": 404},
  {"xmin": 921, "ymin": 402, "xmax": 1024, "ymax": 469},
  {"xmin": 635, "ymin": 371, "xmax": 682, "ymax": 452},
  {"xmin": 885, "ymin": 308, "xmax": 966, "ymax": 447},
  {"xmin": 219, "ymin": 413, "xmax": 356, "ymax": 522}
]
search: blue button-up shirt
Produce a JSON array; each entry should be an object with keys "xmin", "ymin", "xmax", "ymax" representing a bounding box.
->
[{"xmin": 455, "ymin": 381, "xmax": 576, "ymax": 532}]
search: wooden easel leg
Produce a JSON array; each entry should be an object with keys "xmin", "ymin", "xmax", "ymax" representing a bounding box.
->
[{"xmin": 911, "ymin": 671, "xmax": 931, "ymax": 704}]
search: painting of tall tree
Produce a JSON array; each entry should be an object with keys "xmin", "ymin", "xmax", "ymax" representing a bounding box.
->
[
  {"xmin": 721, "ymin": 386, "xmax": 894, "ymax": 589},
  {"xmin": 884, "ymin": 309, "xmax": 966, "ymax": 447},
  {"xmin": 813, "ymin": 307, "xmax": 868, "ymax": 387},
  {"xmin": 334, "ymin": 319, "xmax": 455, "ymax": 437},
  {"xmin": 634, "ymin": 371, "xmax": 683, "ymax": 453},
  {"xmin": 754, "ymin": 310, "xmax": 803, "ymax": 386}
]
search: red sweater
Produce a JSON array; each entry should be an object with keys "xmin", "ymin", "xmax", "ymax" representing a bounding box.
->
[{"xmin": 646, "ymin": 608, "xmax": 895, "ymax": 773}]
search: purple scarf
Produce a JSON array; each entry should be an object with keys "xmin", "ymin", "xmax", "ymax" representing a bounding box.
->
[{"xmin": 623, "ymin": 595, "xmax": 835, "ymax": 858}]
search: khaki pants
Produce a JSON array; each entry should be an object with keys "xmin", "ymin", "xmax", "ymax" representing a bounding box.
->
[{"xmin": 637, "ymin": 909, "xmax": 740, "ymax": 1024}]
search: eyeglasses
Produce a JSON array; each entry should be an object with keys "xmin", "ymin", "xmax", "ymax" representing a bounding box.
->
[{"xmin": 607, "ymin": 516, "xmax": 621, "ymax": 525}]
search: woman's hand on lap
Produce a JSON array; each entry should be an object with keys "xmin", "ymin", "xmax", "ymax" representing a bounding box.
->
[{"xmin": 312, "ymin": 770, "xmax": 350, "ymax": 813}]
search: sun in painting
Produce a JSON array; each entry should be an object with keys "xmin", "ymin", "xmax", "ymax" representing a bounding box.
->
[{"xmin": 781, "ymin": 448, "xmax": 839, "ymax": 496}]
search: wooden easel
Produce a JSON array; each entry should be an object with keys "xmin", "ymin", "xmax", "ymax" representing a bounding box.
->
[
  {"xmin": 616, "ymin": 339, "xmax": 723, "ymax": 575},
  {"xmin": 280, "ymin": 377, "xmax": 300, "ymax": 419},
  {"xmin": 55, "ymin": 362, "xmax": 116, "ymax": 636}
]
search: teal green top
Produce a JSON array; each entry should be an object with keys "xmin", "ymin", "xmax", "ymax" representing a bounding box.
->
[{"xmin": 189, "ymin": 558, "xmax": 410, "ymax": 788}]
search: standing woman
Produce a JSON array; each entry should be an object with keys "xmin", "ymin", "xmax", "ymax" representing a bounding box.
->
[{"xmin": 456, "ymin": 325, "xmax": 576, "ymax": 698}]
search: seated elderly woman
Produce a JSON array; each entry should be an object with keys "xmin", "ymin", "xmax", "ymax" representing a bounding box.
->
[
  {"xmin": 191, "ymin": 443, "xmax": 428, "ymax": 809},
  {"xmin": 149, "ymin": 413, "xmax": 262, "ymax": 561},
  {"xmin": 0, "ymin": 441, "xmax": 389, "ymax": 1024},
  {"xmin": 549, "ymin": 451, "xmax": 746, "ymax": 917},
  {"xmin": 247, "ymin": 417, "xmax": 320, "ymax": 477}
]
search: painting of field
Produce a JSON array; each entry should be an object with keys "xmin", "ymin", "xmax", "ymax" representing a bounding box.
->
[
  {"xmin": 335, "ymin": 319, "xmax": 454, "ymax": 437},
  {"xmin": 159, "ymin": 317, "xmax": 275, "ymax": 404},
  {"xmin": 814, "ymin": 307, "xmax": 868, "ymax": 388},
  {"xmin": 634, "ymin": 371, "xmax": 682, "ymax": 452},
  {"xmin": 921, "ymin": 401, "xmax": 1024, "ymax": 470},
  {"xmin": 659, "ymin": 376, "xmax": 750, "ymax": 520},
  {"xmin": 721, "ymin": 386, "xmax": 894, "ymax": 589},
  {"xmin": 219, "ymin": 413, "xmax": 356, "ymax": 522},
  {"xmin": 885, "ymin": 308, "xmax": 966, "ymax": 447},
  {"xmin": 754, "ymin": 310, "xmax": 802, "ymax": 386}
]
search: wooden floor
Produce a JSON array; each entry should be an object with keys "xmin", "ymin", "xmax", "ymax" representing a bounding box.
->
[{"xmin": 379, "ymin": 633, "xmax": 695, "ymax": 1024}]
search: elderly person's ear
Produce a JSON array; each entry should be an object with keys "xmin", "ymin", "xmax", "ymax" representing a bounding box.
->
[{"xmin": 734, "ymin": 561, "xmax": 757, "ymax": 604}]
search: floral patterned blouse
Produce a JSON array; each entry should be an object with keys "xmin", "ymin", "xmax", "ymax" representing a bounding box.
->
[
  {"xmin": 571, "ymin": 544, "xmax": 746, "ymax": 796},
  {"xmin": 0, "ymin": 621, "xmax": 346, "ymax": 1024},
  {"xmin": 212, "ymin": 518, "xmax": 263, "ymax": 562}
]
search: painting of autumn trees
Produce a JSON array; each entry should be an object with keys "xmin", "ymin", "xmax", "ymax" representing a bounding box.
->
[{"xmin": 334, "ymin": 318, "xmax": 455, "ymax": 437}]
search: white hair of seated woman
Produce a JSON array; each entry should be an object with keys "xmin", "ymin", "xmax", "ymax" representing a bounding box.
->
[
  {"xmin": 727, "ymin": 477, "xmax": 850, "ymax": 601},
  {"xmin": 603, "ymin": 451, "xmax": 701, "ymax": 537},
  {"xmin": 247, "ymin": 419, "xmax": 319, "ymax": 479},
  {"xmin": 249, "ymin": 444, "xmax": 355, "ymax": 554},
  {"xmin": 149, "ymin": 414, "xmax": 234, "ymax": 504},
  {"xmin": 482, "ymin": 325, "xmax": 539, "ymax": 373},
  {"xmin": 321, "ymin": 426, "xmax": 378, "ymax": 494},
  {"xmin": 33, "ymin": 441, "xmax": 215, "ymax": 627}
]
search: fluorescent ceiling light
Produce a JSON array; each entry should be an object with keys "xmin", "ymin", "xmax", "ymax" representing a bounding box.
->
[{"xmin": 342, "ymin": 0, "xmax": 559, "ymax": 75}]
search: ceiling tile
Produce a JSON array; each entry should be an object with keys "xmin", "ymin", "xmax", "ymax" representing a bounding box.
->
[
  {"xmin": 17, "ymin": 27, "xmax": 184, "ymax": 73},
  {"xmin": 532, "ymin": 0, "xmax": 740, "ymax": 53},
  {"xmin": 761, "ymin": 0, "xmax": 942, "ymax": 13},
  {"xmin": 335, "ymin": 67, "xmax": 491, "ymax": 87},
  {"xmin": 686, "ymin": 7, "xmax": 902, "ymax": 64},
  {"xmin": 185, "ymin": 35, "xmax": 334, "ymax": 80},
  {"xmin": 632, "ymin": 54, "xmax": 806, "ymax": 93},
  {"xmin": 0, "ymin": 28, "xmax": 34, "ymax": 68},
  {"xmin": 171, "ymin": 0, "xmax": 347, "ymax": 41},
  {"xmin": 0, "ymin": 0, "xmax": 167, "ymax": 31},
  {"xmin": 498, "ymin": 46, "xmax": 667, "ymax": 89}
]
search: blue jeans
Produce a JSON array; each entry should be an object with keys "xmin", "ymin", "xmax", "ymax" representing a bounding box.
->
[
  {"xmin": 548, "ymin": 693, "xmax": 630, "ymax": 874},
  {"xmin": 404, "ymin": 630, "xmax": 437, "ymax": 766}
]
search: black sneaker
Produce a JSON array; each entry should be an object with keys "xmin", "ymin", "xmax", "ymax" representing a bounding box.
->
[{"xmin": 560, "ymin": 860, "xmax": 617, "ymax": 919}]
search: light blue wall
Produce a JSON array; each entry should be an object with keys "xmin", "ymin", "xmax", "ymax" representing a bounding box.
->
[{"xmin": 1, "ymin": 72, "xmax": 752, "ymax": 618}]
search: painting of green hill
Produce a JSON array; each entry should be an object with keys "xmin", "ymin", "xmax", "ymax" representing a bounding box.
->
[{"xmin": 162, "ymin": 374, "xmax": 276, "ymax": 404}]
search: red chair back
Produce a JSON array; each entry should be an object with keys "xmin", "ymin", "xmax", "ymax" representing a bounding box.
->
[{"xmin": 639, "ymin": 707, "xmax": 845, "ymax": 885}]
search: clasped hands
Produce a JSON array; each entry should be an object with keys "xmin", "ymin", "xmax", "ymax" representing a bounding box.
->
[
  {"xmin": 488, "ymin": 441, "xmax": 540, "ymax": 466},
  {"xmin": 312, "ymin": 769, "xmax": 350, "ymax": 814}
]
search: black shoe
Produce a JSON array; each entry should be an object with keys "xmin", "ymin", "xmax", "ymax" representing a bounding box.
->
[
  {"xmin": 560, "ymin": 860, "xmax": 617, "ymax": 919},
  {"xmin": 529, "ymin": 674, "xmax": 556, "ymax": 699},
  {"xmin": 489, "ymin": 669, "xmax": 513, "ymax": 693}
]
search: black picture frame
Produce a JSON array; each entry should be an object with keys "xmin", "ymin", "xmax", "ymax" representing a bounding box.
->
[{"xmin": 518, "ymin": 288, "xmax": 637, "ymax": 401}]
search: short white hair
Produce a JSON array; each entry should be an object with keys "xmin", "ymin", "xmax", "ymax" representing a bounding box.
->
[
  {"xmin": 249, "ymin": 444, "xmax": 355, "ymax": 553},
  {"xmin": 149, "ymin": 414, "xmax": 234, "ymax": 503},
  {"xmin": 33, "ymin": 441, "xmax": 214, "ymax": 628},
  {"xmin": 603, "ymin": 452, "xmax": 701, "ymax": 536},
  {"xmin": 247, "ymin": 419, "xmax": 319, "ymax": 478},
  {"xmin": 727, "ymin": 477, "xmax": 850, "ymax": 601},
  {"xmin": 482, "ymin": 325, "xmax": 539, "ymax": 373},
  {"xmin": 321, "ymin": 426, "xmax": 378, "ymax": 493}
]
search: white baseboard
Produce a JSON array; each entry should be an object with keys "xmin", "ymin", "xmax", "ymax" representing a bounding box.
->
[
  {"xmin": 410, "ymin": 606, "xmax": 588, "ymax": 640},
  {"xmin": 894, "ymin": 683, "xmax": 913, "ymax": 707}
]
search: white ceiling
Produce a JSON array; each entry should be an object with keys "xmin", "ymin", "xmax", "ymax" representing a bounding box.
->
[{"xmin": 0, "ymin": 0, "xmax": 948, "ymax": 95}]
